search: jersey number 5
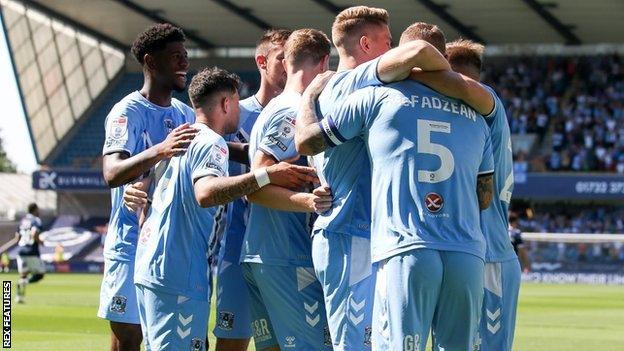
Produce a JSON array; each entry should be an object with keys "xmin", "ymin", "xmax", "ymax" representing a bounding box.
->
[{"xmin": 417, "ymin": 119, "xmax": 455, "ymax": 184}]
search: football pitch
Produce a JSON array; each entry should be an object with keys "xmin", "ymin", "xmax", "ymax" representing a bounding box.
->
[{"xmin": 7, "ymin": 273, "xmax": 624, "ymax": 350}]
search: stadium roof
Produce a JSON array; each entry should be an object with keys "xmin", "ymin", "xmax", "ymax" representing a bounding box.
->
[{"xmin": 24, "ymin": 0, "xmax": 624, "ymax": 51}]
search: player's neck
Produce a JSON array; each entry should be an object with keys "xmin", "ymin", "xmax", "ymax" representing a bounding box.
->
[
  {"xmin": 196, "ymin": 114, "xmax": 226, "ymax": 136},
  {"xmin": 284, "ymin": 70, "xmax": 315, "ymax": 94},
  {"xmin": 255, "ymin": 80, "xmax": 282, "ymax": 107},
  {"xmin": 140, "ymin": 77, "xmax": 172, "ymax": 107},
  {"xmin": 337, "ymin": 55, "xmax": 360, "ymax": 71}
]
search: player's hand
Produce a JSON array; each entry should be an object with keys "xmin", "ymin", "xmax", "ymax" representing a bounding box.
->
[
  {"xmin": 266, "ymin": 162, "xmax": 319, "ymax": 190},
  {"xmin": 156, "ymin": 123, "xmax": 199, "ymax": 159},
  {"xmin": 123, "ymin": 179, "xmax": 151, "ymax": 212},
  {"xmin": 304, "ymin": 71, "xmax": 335, "ymax": 98},
  {"xmin": 309, "ymin": 185, "xmax": 332, "ymax": 214}
]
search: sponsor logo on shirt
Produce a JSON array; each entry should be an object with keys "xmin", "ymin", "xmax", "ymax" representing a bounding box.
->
[
  {"xmin": 267, "ymin": 135, "xmax": 288, "ymax": 151},
  {"xmin": 284, "ymin": 336, "xmax": 296, "ymax": 348},
  {"xmin": 252, "ymin": 318, "xmax": 271, "ymax": 342},
  {"xmin": 424, "ymin": 192, "xmax": 444, "ymax": 213}
]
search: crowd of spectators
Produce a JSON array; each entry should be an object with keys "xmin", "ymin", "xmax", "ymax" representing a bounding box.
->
[
  {"xmin": 517, "ymin": 206, "xmax": 624, "ymax": 234},
  {"xmin": 514, "ymin": 205, "xmax": 624, "ymax": 264},
  {"xmin": 483, "ymin": 54, "xmax": 624, "ymax": 173}
]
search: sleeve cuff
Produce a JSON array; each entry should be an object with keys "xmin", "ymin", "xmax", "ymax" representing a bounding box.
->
[
  {"xmin": 483, "ymin": 91, "xmax": 497, "ymax": 119},
  {"xmin": 372, "ymin": 57, "xmax": 384, "ymax": 84},
  {"xmin": 320, "ymin": 117, "xmax": 347, "ymax": 147},
  {"xmin": 192, "ymin": 169, "xmax": 222, "ymax": 183},
  {"xmin": 258, "ymin": 145, "xmax": 283, "ymax": 162},
  {"xmin": 102, "ymin": 148, "xmax": 132, "ymax": 157},
  {"xmin": 478, "ymin": 169, "xmax": 495, "ymax": 177}
]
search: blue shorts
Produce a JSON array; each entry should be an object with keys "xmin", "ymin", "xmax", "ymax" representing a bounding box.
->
[
  {"xmin": 136, "ymin": 284, "xmax": 209, "ymax": 351},
  {"xmin": 242, "ymin": 262, "xmax": 332, "ymax": 351},
  {"xmin": 97, "ymin": 258, "xmax": 140, "ymax": 324},
  {"xmin": 373, "ymin": 249, "xmax": 484, "ymax": 351},
  {"xmin": 312, "ymin": 230, "xmax": 375, "ymax": 350},
  {"xmin": 478, "ymin": 259, "xmax": 521, "ymax": 351},
  {"xmin": 213, "ymin": 259, "xmax": 253, "ymax": 339}
]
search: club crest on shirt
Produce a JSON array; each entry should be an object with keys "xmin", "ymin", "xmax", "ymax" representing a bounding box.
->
[
  {"xmin": 364, "ymin": 326, "xmax": 372, "ymax": 347},
  {"xmin": 164, "ymin": 118, "xmax": 175, "ymax": 133},
  {"xmin": 217, "ymin": 311, "xmax": 234, "ymax": 331},
  {"xmin": 425, "ymin": 192, "xmax": 444, "ymax": 213},
  {"xmin": 110, "ymin": 295, "xmax": 127, "ymax": 314},
  {"xmin": 190, "ymin": 338, "xmax": 204, "ymax": 351}
]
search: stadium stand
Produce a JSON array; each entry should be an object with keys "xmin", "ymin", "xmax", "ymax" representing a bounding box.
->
[
  {"xmin": 50, "ymin": 71, "xmax": 259, "ymax": 169},
  {"xmin": 485, "ymin": 54, "xmax": 624, "ymax": 173}
]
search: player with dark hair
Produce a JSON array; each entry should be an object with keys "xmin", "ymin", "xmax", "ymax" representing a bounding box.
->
[
  {"xmin": 213, "ymin": 28, "xmax": 292, "ymax": 351},
  {"xmin": 134, "ymin": 67, "xmax": 320, "ymax": 351},
  {"xmin": 15, "ymin": 203, "xmax": 45, "ymax": 304},
  {"xmin": 98, "ymin": 23, "xmax": 197, "ymax": 351}
]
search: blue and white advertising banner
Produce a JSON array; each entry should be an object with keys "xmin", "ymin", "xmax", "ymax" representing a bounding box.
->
[{"xmin": 32, "ymin": 170, "xmax": 107, "ymax": 191}]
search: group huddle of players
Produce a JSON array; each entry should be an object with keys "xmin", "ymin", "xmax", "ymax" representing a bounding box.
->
[{"xmin": 97, "ymin": 5, "xmax": 520, "ymax": 351}]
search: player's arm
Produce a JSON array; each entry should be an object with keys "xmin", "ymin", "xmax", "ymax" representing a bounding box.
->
[
  {"xmin": 227, "ymin": 141, "xmax": 249, "ymax": 166},
  {"xmin": 246, "ymin": 152, "xmax": 331, "ymax": 213},
  {"xmin": 297, "ymin": 86, "xmax": 374, "ymax": 156},
  {"xmin": 476, "ymin": 174, "xmax": 493, "ymax": 210},
  {"xmin": 377, "ymin": 39, "xmax": 450, "ymax": 82},
  {"xmin": 517, "ymin": 245, "xmax": 530, "ymax": 273},
  {"xmin": 103, "ymin": 123, "xmax": 198, "ymax": 188},
  {"xmin": 409, "ymin": 70, "xmax": 494, "ymax": 115},
  {"xmin": 295, "ymin": 72, "xmax": 335, "ymax": 156},
  {"xmin": 194, "ymin": 161, "xmax": 319, "ymax": 208}
]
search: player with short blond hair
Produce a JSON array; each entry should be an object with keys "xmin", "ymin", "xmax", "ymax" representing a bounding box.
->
[
  {"xmin": 242, "ymin": 28, "xmax": 334, "ymax": 351},
  {"xmin": 400, "ymin": 22, "xmax": 447, "ymax": 54}
]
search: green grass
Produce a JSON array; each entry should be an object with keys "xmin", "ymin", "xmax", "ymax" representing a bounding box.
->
[{"xmin": 7, "ymin": 273, "xmax": 624, "ymax": 350}]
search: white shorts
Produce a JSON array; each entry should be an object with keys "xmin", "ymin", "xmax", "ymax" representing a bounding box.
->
[{"xmin": 17, "ymin": 255, "xmax": 45, "ymax": 275}]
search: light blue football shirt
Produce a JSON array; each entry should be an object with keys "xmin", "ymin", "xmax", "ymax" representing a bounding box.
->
[
  {"xmin": 241, "ymin": 91, "xmax": 313, "ymax": 267},
  {"xmin": 321, "ymin": 81, "xmax": 494, "ymax": 262},
  {"xmin": 311, "ymin": 57, "xmax": 381, "ymax": 238},
  {"xmin": 134, "ymin": 123, "xmax": 229, "ymax": 301},
  {"xmin": 102, "ymin": 91, "xmax": 195, "ymax": 262},
  {"xmin": 219, "ymin": 96, "xmax": 263, "ymax": 263},
  {"xmin": 480, "ymin": 86, "xmax": 516, "ymax": 262}
]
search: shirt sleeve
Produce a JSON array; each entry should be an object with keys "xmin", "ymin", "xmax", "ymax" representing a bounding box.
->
[
  {"xmin": 258, "ymin": 110, "xmax": 298, "ymax": 161},
  {"xmin": 479, "ymin": 127, "xmax": 495, "ymax": 176},
  {"xmin": 343, "ymin": 57, "xmax": 383, "ymax": 90},
  {"xmin": 190, "ymin": 137, "xmax": 229, "ymax": 182},
  {"xmin": 483, "ymin": 86, "xmax": 500, "ymax": 120},
  {"xmin": 319, "ymin": 87, "xmax": 376, "ymax": 147},
  {"xmin": 102, "ymin": 104, "xmax": 143, "ymax": 156}
]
